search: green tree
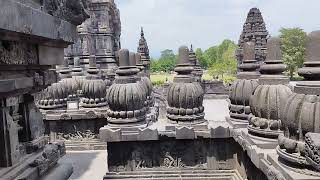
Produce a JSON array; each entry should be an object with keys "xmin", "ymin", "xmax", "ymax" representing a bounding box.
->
[
  {"xmin": 280, "ymin": 28, "xmax": 307, "ymax": 79},
  {"xmin": 150, "ymin": 49, "xmax": 176, "ymax": 73},
  {"xmin": 207, "ymin": 39, "xmax": 237, "ymax": 81},
  {"xmin": 195, "ymin": 48, "xmax": 207, "ymax": 69}
]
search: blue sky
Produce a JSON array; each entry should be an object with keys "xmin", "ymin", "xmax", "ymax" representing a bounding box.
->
[{"xmin": 115, "ymin": 0, "xmax": 320, "ymax": 58}]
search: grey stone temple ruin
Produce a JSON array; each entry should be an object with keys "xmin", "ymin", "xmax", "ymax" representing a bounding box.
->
[{"xmin": 1, "ymin": 1, "xmax": 320, "ymax": 180}]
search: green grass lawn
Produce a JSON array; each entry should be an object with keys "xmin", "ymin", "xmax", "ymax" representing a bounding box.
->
[
  {"xmin": 150, "ymin": 73, "xmax": 174, "ymax": 86},
  {"xmin": 150, "ymin": 73, "xmax": 236, "ymax": 86}
]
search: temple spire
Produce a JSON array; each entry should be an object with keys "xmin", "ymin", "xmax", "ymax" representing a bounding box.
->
[
  {"xmin": 137, "ymin": 27, "xmax": 151, "ymax": 77},
  {"xmin": 141, "ymin": 27, "xmax": 144, "ymax": 37}
]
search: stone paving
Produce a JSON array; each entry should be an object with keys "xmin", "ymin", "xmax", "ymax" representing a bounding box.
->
[{"xmin": 60, "ymin": 150, "xmax": 108, "ymax": 180}]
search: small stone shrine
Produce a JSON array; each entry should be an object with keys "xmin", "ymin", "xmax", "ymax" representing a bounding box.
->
[
  {"xmin": 236, "ymin": 8, "xmax": 269, "ymax": 68},
  {"xmin": 0, "ymin": 0, "xmax": 88, "ymax": 179},
  {"xmin": 227, "ymin": 42, "xmax": 260, "ymax": 128},
  {"xmin": 189, "ymin": 45, "xmax": 204, "ymax": 82},
  {"xmin": 137, "ymin": 27, "xmax": 151, "ymax": 77},
  {"xmin": 248, "ymin": 37, "xmax": 292, "ymax": 146}
]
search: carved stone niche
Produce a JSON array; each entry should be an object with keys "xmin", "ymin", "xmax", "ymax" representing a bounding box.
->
[
  {"xmin": 166, "ymin": 46, "xmax": 205, "ymax": 125},
  {"xmin": 106, "ymin": 49, "xmax": 147, "ymax": 126},
  {"xmin": 278, "ymin": 31, "xmax": 320, "ymax": 175},
  {"xmin": 248, "ymin": 37, "xmax": 292, "ymax": 139}
]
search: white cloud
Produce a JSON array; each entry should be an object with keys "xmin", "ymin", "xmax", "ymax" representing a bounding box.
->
[{"xmin": 115, "ymin": 0, "xmax": 320, "ymax": 58}]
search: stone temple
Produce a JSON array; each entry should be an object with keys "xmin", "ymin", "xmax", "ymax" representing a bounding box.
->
[
  {"xmin": 2, "ymin": 1, "xmax": 320, "ymax": 180},
  {"xmin": 236, "ymin": 8, "xmax": 269, "ymax": 68}
]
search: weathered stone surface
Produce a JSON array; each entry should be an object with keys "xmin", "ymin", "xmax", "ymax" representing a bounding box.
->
[
  {"xmin": 0, "ymin": 0, "xmax": 79, "ymax": 46},
  {"xmin": 41, "ymin": 0, "xmax": 90, "ymax": 26},
  {"xmin": 39, "ymin": 46, "xmax": 64, "ymax": 65}
]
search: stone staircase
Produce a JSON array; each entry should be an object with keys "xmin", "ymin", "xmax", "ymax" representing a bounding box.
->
[
  {"xmin": 65, "ymin": 139, "xmax": 107, "ymax": 151},
  {"xmin": 104, "ymin": 169, "xmax": 244, "ymax": 180}
]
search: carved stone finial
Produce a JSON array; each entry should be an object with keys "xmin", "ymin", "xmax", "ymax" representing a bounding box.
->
[
  {"xmin": 119, "ymin": 49, "xmax": 130, "ymax": 67},
  {"xmin": 298, "ymin": 30, "xmax": 320, "ymax": 81},
  {"xmin": 259, "ymin": 37, "xmax": 288, "ymax": 85},
  {"xmin": 81, "ymin": 55, "xmax": 107, "ymax": 108},
  {"xmin": 248, "ymin": 37, "xmax": 292, "ymax": 139},
  {"xmin": 106, "ymin": 49, "xmax": 147, "ymax": 126},
  {"xmin": 166, "ymin": 46, "xmax": 205, "ymax": 124},
  {"xmin": 237, "ymin": 42, "xmax": 260, "ymax": 79}
]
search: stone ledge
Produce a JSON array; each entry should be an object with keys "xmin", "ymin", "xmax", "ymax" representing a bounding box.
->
[
  {"xmin": 99, "ymin": 121, "xmax": 231, "ymax": 143},
  {"xmin": 0, "ymin": 0, "xmax": 77, "ymax": 46},
  {"xmin": 104, "ymin": 169, "xmax": 244, "ymax": 180},
  {"xmin": 0, "ymin": 77, "xmax": 33, "ymax": 93}
]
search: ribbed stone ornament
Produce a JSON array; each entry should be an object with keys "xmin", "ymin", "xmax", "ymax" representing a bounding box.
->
[
  {"xmin": 166, "ymin": 46, "xmax": 205, "ymax": 123},
  {"xmin": 39, "ymin": 58, "xmax": 77, "ymax": 109},
  {"xmin": 228, "ymin": 42, "xmax": 260, "ymax": 127},
  {"xmin": 229, "ymin": 80, "xmax": 258, "ymax": 122},
  {"xmin": 81, "ymin": 56, "xmax": 107, "ymax": 108},
  {"xmin": 248, "ymin": 37, "xmax": 292, "ymax": 138},
  {"xmin": 279, "ymin": 31, "xmax": 320, "ymax": 171},
  {"xmin": 107, "ymin": 49, "xmax": 147, "ymax": 125},
  {"xmin": 136, "ymin": 53, "xmax": 154, "ymax": 108}
]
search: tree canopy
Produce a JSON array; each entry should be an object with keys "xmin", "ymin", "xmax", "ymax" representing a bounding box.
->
[
  {"xmin": 150, "ymin": 39, "xmax": 238, "ymax": 83},
  {"xmin": 150, "ymin": 49, "xmax": 177, "ymax": 72},
  {"xmin": 280, "ymin": 28, "xmax": 307, "ymax": 79}
]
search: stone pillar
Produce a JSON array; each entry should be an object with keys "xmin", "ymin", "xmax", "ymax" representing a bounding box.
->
[
  {"xmin": 227, "ymin": 42, "xmax": 260, "ymax": 128},
  {"xmin": 248, "ymin": 37, "xmax": 292, "ymax": 140},
  {"xmin": 166, "ymin": 46, "xmax": 205, "ymax": 125},
  {"xmin": 278, "ymin": 31, "xmax": 320, "ymax": 172}
]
